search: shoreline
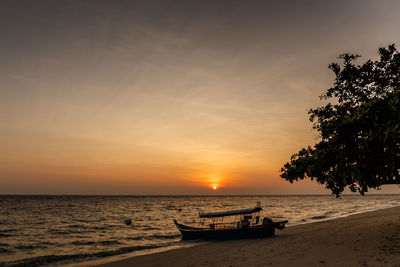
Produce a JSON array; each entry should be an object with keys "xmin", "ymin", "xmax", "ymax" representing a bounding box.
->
[
  {"xmin": 62, "ymin": 243, "xmax": 199, "ymax": 267},
  {"xmin": 74, "ymin": 205, "xmax": 400, "ymax": 267},
  {"xmin": 287, "ymin": 202, "xmax": 400, "ymax": 227}
]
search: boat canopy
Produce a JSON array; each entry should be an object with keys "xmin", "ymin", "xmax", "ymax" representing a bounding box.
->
[{"xmin": 199, "ymin": 207, "xmax": 262, "ymax": 218}]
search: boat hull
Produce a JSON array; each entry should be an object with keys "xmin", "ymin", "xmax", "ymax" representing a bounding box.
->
[{"xmin": 174, "ymin": 220, "xmax": 275, "ymax": 240}]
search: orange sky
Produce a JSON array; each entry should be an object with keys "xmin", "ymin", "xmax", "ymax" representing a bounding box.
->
[{"xmin": 1, "ymin": 1, "xmax": 400, "ymax": 194}]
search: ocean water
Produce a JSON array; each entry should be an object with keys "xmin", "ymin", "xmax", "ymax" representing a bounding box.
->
[{"xmin": 0, "ymin": 194, "xmax": 399, "ymax": 266}]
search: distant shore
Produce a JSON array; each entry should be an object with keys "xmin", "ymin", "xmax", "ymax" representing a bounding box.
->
[{"xmin": 83, "ymin": 206, "xmax": 400, "ymax": 267}]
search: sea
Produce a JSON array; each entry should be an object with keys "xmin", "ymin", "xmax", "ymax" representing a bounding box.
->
[{"xmin": 1, "ymin": 194, "xmax": 399, "ymax": 266}]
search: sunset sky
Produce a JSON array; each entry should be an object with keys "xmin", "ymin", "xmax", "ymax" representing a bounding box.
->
[{"xmin": 1, "ymin": 0, "xmax": 400, "ymax": 194}]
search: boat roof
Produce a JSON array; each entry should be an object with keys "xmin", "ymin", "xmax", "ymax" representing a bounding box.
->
[{"xmin": 199, "ymin": 207, "xmax": 262, "ymax": 218}]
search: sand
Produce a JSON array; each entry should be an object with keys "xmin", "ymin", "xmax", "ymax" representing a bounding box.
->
[{"xmin": 89, "ymin": 206, "xmax": 400, "ymax": 267}]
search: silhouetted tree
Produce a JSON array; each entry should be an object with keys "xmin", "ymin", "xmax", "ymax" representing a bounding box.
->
[{"xmin": 280, "ymin": 44, "xmax": 400, "ymax": 197}]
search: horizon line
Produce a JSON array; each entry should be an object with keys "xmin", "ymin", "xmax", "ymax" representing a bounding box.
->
[{"xmin": 1, "ymin": 193, "xmax": 399, "ymax": 197}]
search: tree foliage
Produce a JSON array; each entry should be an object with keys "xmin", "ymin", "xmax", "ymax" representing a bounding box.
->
[{"xmin": 280, "ymin": 45, "xmax": 400, "ymax": 197}]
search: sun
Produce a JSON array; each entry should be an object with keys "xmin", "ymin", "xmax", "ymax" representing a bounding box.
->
[{"xmin": 212, "ymin": 185, "xmax": 218, "ymax": 190}]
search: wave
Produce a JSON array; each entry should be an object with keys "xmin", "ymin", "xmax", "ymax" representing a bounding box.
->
[
  {"xmin": 309, "ymin": 211, "xmax": 335, "ymax": 221},
  {"xmin": 0, "ymin": 247, "xmax": 12, "ymax": 254},
  {"xmin": 71, "ymin": 240, "xmax": 123, "ymax": 246},
  {"xmin": 0, "ymin": 229, "xmax": 17, "ymax": 233},
  {"xmin": 310, "ymin": 215, "xmax": 327, "ymax": 220},
  {"xmin": 71, "ymin": 241, "xmax": 96, "ymax": 246},
  {"xmin": 0, "ymin": 229, "xmax": 17, "ymax": 238},
  {"xmin": 0, "ymin": 233, "xmax": 14, "ymax": 238},
  {"xmin": 98, "ymin": 240, "xmax": 123, "ymax": 245},
  {"xmin": 66, "ymin": 224, "xmax": 85, "ymax": 229},
  {"xmin": 147, "ymin": 233, "xmax": 181, "ymax": 240},
  {"xmin": 126, "ymin": 236, "xmax": 143, "ymax": 241},
  {"xmin": 126, "ymin": 233, "xmax": 180, "ymax": 242},
  {"xmin": 14, "ymin": 244, "xmax": 47, "ymax": 250},
  {"xmin": 48, "ymin": 229, "xmax": 77, "ymax": 235},
  {"xmin": 140, "ymin": 233, "xmax": 181, "ymax": 240},
  {"xmin": 48, "ymin": 228, "xmax": 99, "ymax": 235},
  {"xmin": 139, "ymin": 226, "xmax": 161, "ymax": 231},
  {"xmin": 0, "ymin": 243, "xmax": 176, "ymax": 267}
]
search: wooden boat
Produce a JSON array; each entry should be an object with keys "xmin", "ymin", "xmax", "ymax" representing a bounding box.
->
[{"xmin": 174, "ymin": 205, "xmax": 288, "ymax": 240}]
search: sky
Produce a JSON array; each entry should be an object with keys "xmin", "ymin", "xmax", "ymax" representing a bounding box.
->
[{"xmin": 1, "ymin": 0, "xmax": 400, "ymax": 195}]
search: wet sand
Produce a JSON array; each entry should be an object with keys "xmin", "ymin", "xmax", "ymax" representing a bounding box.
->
[{"xmin": 91, "ymin": 206, "xmax": 400, "ymax": 267}]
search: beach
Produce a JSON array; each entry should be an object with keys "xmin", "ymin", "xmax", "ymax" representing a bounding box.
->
[{"xmin": 91, "ymin": 206, "xmax": 400, "ymax": 267}]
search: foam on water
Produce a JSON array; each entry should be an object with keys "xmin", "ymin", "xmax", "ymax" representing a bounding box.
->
[{"xmin": 0, "ymin": 195, "xmax": 399, "ymax": 266}]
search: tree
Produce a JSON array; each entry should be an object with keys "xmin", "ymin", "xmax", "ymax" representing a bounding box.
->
[{"xmin": 280, "ymin": 44, "xmax": 400, "ymax": 197}]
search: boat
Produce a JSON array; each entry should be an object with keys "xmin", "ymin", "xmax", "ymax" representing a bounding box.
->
[{"xmin": 173, "ymin": 204, "xmax": 288, "ymax": 240}]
